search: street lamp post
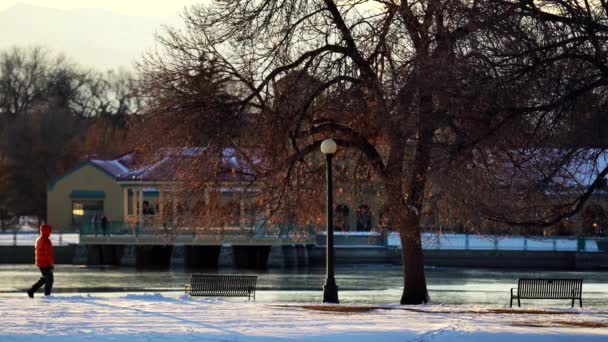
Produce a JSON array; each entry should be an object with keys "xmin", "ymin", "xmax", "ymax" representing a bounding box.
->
[{"xmin": 321, "ymin": 138, "xmax": 339, "ymax": 304}]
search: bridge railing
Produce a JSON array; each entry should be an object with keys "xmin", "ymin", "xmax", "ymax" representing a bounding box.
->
[
  {"xmin": 77, "ymin": 223, "xmax": 607, "ymax": 251},
  {"xmin": 80, "ymin": 221, "xmax": 134, "ymax": 236},
  {"xmin": 79, "ymin": 221, "xmax": 318, "ymax": 242}
]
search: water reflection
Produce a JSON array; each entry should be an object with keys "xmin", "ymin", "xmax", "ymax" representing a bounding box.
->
[{"xmin": 1, "ymin": 264, "xmax": 607, "ymax": 307}]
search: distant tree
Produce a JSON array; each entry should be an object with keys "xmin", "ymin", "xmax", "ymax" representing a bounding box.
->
[
  {"xmin": 0, "ymin": 103, "xmax": 86, "ymax": 219},
  {"xmin": 141, "ymin": 0, "xmax": 608, "ymax": 305},
  {"xmin": 71, "ymin": 69, "xmax": 143, "ymax": 122},
  {"xmin": 0, "ymin": 153, "xmax": 17, "ymax": 231},
  {"xmin": 0, "ymin": 47, "xmax": 67, "ymax": 118},
  {"xmin": 0, "ymin": 46, "xmax": 141, "ymax": 222},
  {"xmin": 61, "ymin": 115, "xmax": 132, "ymax": 169}
]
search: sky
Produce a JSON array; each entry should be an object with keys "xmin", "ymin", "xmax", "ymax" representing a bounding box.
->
[
  {"xmin": 0, "ymin": 1, "xmax": 210, "ymax": 70},
  {"xmin": 0, "ymin": 0, "xmax": 206, "ymax": 16}
]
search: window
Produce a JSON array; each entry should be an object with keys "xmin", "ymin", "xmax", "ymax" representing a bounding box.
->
[
  {"xmin": 72, "ymin": 200, "xmax": 104, "ymax": 226},
  {"xmin": 356, "ymin": 205, "xmax": 372, "ymax": 231},
  {"xmin": 142, "ymin": 200, "xmax": 156, "ymax": 215}
]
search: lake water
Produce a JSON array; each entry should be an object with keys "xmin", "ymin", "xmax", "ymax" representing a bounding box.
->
[{"xmin": 1, "ymin": 264, "xmax": 607, "ymax": 307}]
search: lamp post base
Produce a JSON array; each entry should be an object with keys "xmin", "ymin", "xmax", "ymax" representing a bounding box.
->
[{"xmin": 323, "ymin": 278, "xmax": 339, "ymax": 304}]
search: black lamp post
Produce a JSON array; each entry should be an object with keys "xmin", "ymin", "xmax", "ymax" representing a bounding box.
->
[{"xmin": 321, "ymin": 138, "xmax": 339, "ymax": 304}]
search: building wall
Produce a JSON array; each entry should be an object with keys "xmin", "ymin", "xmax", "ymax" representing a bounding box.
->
[{"xmin": 47, "ymin": 164, "xmax": 124, "ymax": 232}]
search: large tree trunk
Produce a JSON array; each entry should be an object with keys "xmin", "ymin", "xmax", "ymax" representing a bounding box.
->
[
  {"xmin": 396, "ymin": 87, "xmax": 434, "ymax": 304},
  {"xmin": 399, "ymin": 218, "xmax": 429, "ymax": 304},
  {"xmin": 385, "ymin": 188, "xmax": 430, "ymax": 305}
]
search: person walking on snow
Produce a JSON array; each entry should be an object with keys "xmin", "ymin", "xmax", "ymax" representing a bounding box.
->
[{"xmin": 27, "ymin": 224, "xmax": 54, "ymax": 298}]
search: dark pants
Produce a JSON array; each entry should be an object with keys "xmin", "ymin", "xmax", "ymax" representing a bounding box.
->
[{"xmin": 29, "ymin": 266, "xmax": 54, "ymax": 296}]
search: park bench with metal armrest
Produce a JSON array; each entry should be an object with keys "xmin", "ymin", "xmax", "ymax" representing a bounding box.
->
[
  {"xmin": 510, "ymin": 278, "xmax": 583, "ymax": 308},
  {"xmin": 185, "ymin": 274, "xmax": 257, "ymax": 301}
]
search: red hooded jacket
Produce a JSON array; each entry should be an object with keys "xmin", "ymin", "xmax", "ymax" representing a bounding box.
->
[{"xmin": 35, "ymin": 224, "xmax": 54, "ymax": 268}]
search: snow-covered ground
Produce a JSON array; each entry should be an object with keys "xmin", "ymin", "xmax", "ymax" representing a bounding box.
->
[{"xmin": 0, "ymin": 293, "xmax": 606, "ymax": 341}]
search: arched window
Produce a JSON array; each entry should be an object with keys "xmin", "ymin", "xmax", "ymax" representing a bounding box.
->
[
  {"xmin": 356, "ymin": 205, "xmax": 372, "ymax": 231},
  {"xmin": 335, "ymin": 204, "xmax": 350, "ymax": 231}
]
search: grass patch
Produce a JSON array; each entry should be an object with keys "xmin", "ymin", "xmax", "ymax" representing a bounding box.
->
[
  {"xmin": 511, "ymin": 320, "xmax": 608, "ymax": 328},
  {"xmin": 273, "ymin": 305, "xmax": 586, "ymax": 316},
  {"xmin": 273, "ymin": 304, "xmax": 379, "ymax": 313},
  {"xmin": 395, "ymin": 308, "xmax": 578, "ymax": 315},
  {"xmin": 486, "ymin": 309, "xmax": 576, "ymax": 315}
]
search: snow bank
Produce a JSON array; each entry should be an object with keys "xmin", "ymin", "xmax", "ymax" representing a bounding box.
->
[
  {"xmin": 0, "ymin": 294, "xmax": 606, "ymax": 341},
  {"xmin": 0, "ymin": 233, "xmax": 78, "ymax": 246},
  {"xmin": 387, "ymin": 233, "xmax": 600, "ymax": 252}
]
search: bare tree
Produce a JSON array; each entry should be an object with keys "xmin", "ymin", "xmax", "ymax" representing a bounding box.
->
[
  {"xmin": 444, "ymin": 0, "xmax": 608, "ymax": 229},
  {"xmin": 0, "ymin": 153, "xmax": 18, "ymax": 231},
  {"xmin": 0, "ymin": 46, "xmax": 141, "ymax": 222},
  {"xmin": 0, "ymin": 47, "xmax": 73, "ymax": 118},
  {"xmin": 141, "ymin": 0, "xmax": 608, "ymax": 304}
]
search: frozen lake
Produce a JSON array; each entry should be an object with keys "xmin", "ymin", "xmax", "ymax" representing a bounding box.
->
[{"xmin": 2, "ymin": 265, "xmax": 607, "ymax": 307}]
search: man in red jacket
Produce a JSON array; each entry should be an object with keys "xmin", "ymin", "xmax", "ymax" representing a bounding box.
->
[{"xmin": 27, "ymin": 224, "xmax": 54, "ymax": 298}]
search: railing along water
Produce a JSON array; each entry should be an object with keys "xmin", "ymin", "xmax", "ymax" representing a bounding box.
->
[{"xmin": 74, "ymin": 222, "xmax": 607, "ymax": 251}]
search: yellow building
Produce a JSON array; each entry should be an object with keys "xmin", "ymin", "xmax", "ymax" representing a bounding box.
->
[
  {"xmin": 47, "ymin": 155, "xmax": 164, "ymax": 232},
  {"xmin": 47, "ymin": 150, "xmax": 254, "ymax": 234}
]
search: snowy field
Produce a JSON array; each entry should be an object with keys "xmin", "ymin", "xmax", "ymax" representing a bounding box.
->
[{"xmin": 0, "ymin": 293, "xmax": 607, "ymax": 341}]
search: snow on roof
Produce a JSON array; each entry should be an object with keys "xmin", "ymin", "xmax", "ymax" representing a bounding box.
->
[
  {"xmin": 116, "ymin": 153, "xmax": 136, "ymax": 167},
  {"xmin": 117, "ymin": 155, "xmax": 176, "ymax": 182},
  {"xmin": 90, "ymin": 159, "xmax": 130, "ymax": 178},
  {"xmin": 85, "ymin": 147, "xmax": 256, "ymax": 183}
]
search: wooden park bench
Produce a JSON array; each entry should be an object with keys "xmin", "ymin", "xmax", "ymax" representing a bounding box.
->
[
  {"xmin": 185, "ymin": 274, "xmax": 257, "ymax": 301},
  {"xmin": 510, "ymin": 278, "xmax": 583, "ymax": 308}
]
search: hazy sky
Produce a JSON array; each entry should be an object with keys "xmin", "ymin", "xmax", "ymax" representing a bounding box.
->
[
  {"xmin": 0, "ymin": 0, "xmax": 207, "ymax": 16},
  {"xmin": 0, "ymin": 1, "xmax": 213, "ymax": 70}
]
